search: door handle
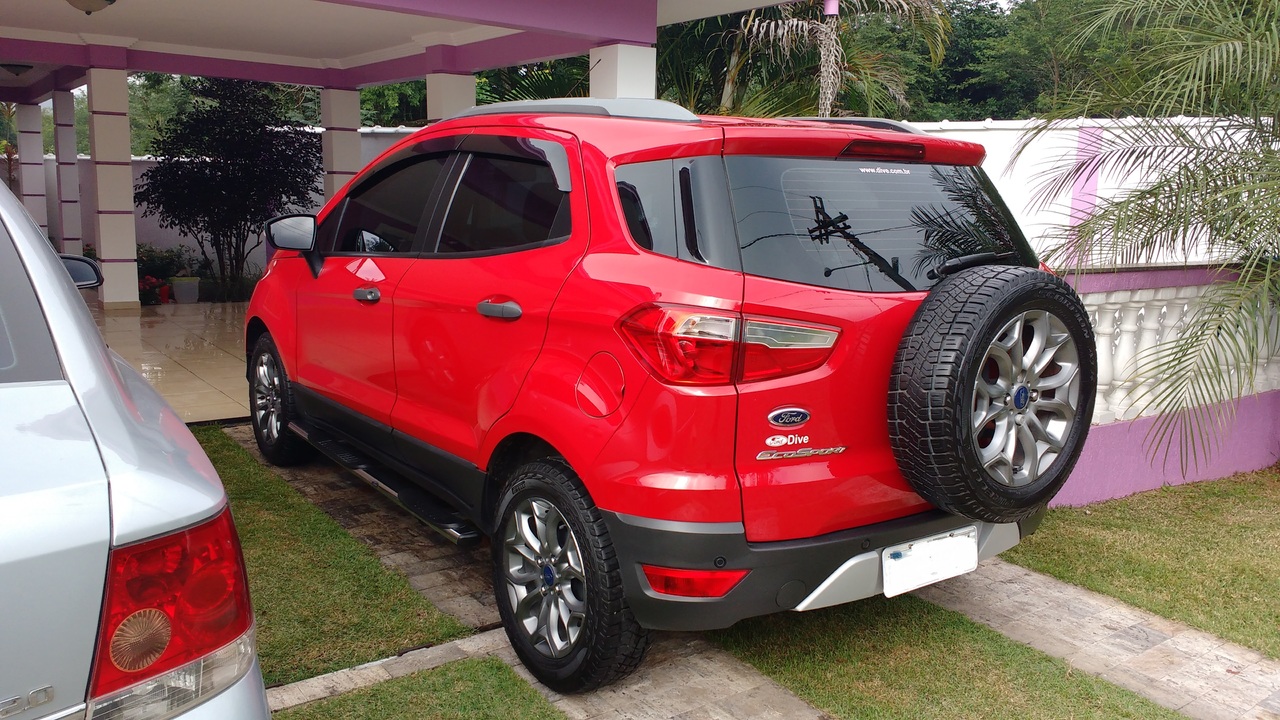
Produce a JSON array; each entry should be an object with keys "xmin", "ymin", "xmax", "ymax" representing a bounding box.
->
[
  {"xmin": 353, "ymin": 286, "xmax": 381, "ymax": 303},
  {"xmin": 477, "ymin": 299, "xmax": 522, "ymax": 320}
]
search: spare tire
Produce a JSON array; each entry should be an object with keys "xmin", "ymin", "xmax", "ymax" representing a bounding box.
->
[{"xmin": 889, "ymin": 265, "xmax": 1096, "ymax": 523}]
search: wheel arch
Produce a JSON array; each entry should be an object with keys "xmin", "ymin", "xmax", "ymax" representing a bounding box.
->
[
  {"xmin": 483, "ymin": 432, "xmax": 569, "ymax": 533},
  {"xmin": 245, "ymin": 316, "xmax": 270, "ymax": 377}
]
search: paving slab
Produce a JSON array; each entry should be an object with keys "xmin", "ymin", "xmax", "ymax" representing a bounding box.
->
[
  {"xmin": 230, "ymin": 425, "xmax": 827, "ymax": 718},
  {"xmin": 229, "ymin": 425, "xmax": 1280, "ymax": 719},
  {"xmin": 916, "ymin": 558, "xmax": 1280, "ymax": 720}
]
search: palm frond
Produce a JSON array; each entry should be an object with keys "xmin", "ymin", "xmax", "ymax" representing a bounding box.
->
[{"xmin": 1023, "ymin": 0, "xmax": 1280, "ymax": 470}]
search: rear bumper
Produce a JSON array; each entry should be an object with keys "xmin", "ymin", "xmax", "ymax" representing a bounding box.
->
[{"xmin": 602, "ymin": 507, "xmax": 1044, "ymax": 631}]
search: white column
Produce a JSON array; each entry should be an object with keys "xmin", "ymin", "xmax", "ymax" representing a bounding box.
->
[
  {"xmin": 1134, "ymin": 289, "xmax": 1162, "ymax": 417},
  {"xmin": 1109, "ymin": 290, "xmax": 1141, "ymax": 420},
  {"xmin": 425, "ymin": 73, "xmax": 475, "ymax": 122},
  {"xmin": 1090, "ymin": 294, "xmax": 1118, "ymax": 425},
  {"xmin": 87, "ymin": 67, "xmax": 139, "ymax": 308},
  {"xmin": 15, "ymin": 104, "xmax": 47, "ymax": 234},
  {"xmin": 52, "ymin": 90, "xmax": 83, "ymax": 255},
  {"xmin": 589, "ymin": 43, "xmax": 657, "ymax": 99},
  {"xmin": 321, "ymin": 88, "xmax": 361, "ymax": 199}
]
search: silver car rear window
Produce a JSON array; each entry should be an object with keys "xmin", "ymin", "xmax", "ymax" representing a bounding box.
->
[{"xmin": 0, "ymin": 224, "xmax": 63, "ymax": 383}]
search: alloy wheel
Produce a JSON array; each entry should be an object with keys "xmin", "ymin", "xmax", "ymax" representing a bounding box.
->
[
  {"xmin": 252, "ymin": 352, "xmax": 284, "ymax": 443},
  {"xmin": 971, "ymin": 309, "xmax": 1081, "ymax": 487},
  {"xmin": 502, "ymin": 497, "xmax": 587, "ymax": 659}
]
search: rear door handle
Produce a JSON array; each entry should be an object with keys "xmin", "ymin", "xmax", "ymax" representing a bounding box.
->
[
  {"xmin": 354, "ymin": 287, "xmax": 381, "ymax": 303},
  {"xmin": 477, "ymin": 299, "xmax": 522, "ymax": 320}
]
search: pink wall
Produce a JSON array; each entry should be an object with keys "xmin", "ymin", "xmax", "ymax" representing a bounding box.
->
[{"xmin": 1056, "ymin": 391, "xmax": 1280, "ymax": 505}]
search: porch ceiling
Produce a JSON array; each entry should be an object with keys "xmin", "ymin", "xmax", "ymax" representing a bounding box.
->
[{"xmin": 0, "ymin": 0, "xmax": 786, "ymax": 102}]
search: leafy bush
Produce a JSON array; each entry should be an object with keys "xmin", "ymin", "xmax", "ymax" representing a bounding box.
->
[{"xmin": 136, "ymin": 243, "xmax": 196, "ymax": 281}]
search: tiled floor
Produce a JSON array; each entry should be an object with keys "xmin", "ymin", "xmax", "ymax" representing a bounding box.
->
[{"xmin": 89, "ymin": 299, "xmax": 250, "ymax": 422}]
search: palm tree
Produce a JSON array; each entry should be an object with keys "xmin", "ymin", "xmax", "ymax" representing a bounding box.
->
[
  {"xmin": 736, "ymin": 0, "xmax": 948, "ymax": 117},
  {"xmin": 1024, "ymin": 0, "xmax": 1280, "ymax": 470}
]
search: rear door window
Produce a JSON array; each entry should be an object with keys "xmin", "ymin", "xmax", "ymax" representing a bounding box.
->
[
  {"xmin": 726, "ymin": 156, "xmax": 1034, "ymax": 293},
  {"xmin": 0, "ymin": 225, "xmax": 63, "ymax": 383},
  {"xmin": 434, "ymin": 154, "xmax": 570, "ymax": 255}
]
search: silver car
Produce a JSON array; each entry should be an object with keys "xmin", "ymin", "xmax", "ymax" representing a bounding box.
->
[{"xmin": 0, "ymin": 183, "xmax": 270, "ymax": 720}]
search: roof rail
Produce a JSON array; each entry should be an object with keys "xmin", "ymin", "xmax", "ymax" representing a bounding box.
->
[
  {"xmin": 785, "ymin": 117, "xmax": 927, "ymax": 136},
  {"xmin": 450, "ymin": 97, "xmax": 700, "ymax": 123}
]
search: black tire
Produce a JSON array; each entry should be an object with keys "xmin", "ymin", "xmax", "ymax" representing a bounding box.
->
[
  {"xmin": 248, "ymin": 333, "xmax": 313, "ymax": 466},
  {"xmin": 889, "ymin": 265, "xmax": 1096, "ymax": 523},
  {"xmin": 492, "ymin": 459, "xmax": 650, "ymax": 693}
]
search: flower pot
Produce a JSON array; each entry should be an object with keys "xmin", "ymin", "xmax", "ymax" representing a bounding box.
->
[{"xmin": 170, "ymin": 276, "xmax": 200, "ymax": 304}]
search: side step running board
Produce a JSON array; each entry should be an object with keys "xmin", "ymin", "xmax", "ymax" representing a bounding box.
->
[{"xmin": 289, "ymin": 422, "xmax": 484, "ymax": 548}]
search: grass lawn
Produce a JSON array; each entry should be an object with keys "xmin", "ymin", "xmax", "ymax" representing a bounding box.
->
[
  {"xmin": 1004, "ymin": 466, "xmax": 1280, "ymax": 659},
  {"xmin": 193, "ymin": 426, "xmax": 470, "ymax": 686},
  {"xmin": 274, "ymin": 657, "xmax": 564, "ymax": 720},
  {"xmin": 714, "ymin": 595, "xmax": 1180, "ymax": 720}
]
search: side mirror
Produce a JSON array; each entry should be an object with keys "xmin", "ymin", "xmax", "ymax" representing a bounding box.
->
[
  {"xmin": 264, "ymin": 214, "xmax": 316, "ymax": 251},
  {"xmin": 60, "ymin": 254, "xmax": 104, "ymax": 289}
]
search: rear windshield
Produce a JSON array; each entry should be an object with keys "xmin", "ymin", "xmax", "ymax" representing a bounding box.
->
[{"xmin": 726, "ymin": 156, "xmax": 1034, "ymax": 293}]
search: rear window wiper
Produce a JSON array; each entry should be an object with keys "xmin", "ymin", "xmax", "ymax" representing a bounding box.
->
[{"xmin": 927, "ymin": 251, "xmax": 1017, "ymax": 280}]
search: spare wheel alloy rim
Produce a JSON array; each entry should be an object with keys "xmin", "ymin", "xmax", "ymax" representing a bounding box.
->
[
  {"xmin": 971, "ymin": 309, "xmax": 1081, "ymax": 488},
  {"xmin": 503, "ymin": 497, "xmax": 587, "ymax": 658}
]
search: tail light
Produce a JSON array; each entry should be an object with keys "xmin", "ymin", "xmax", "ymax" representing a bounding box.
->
[
  {"xmin": 88, "ymin": 507, "xmax": 256, "ymax": 720},
  {"xmin": 620, "ymin": 304, "xmax": 839, "ymax": 386},
  {"xmin": 740, "ymin": 319, "xmax": 838, "ymax": 382},
  {"xmin": 619, "ymin": 305, "xmax": 739, "ymax": 385},
  {"xmin": 642, "ymin": 565, "xmax": 750, "ymax": 598}
]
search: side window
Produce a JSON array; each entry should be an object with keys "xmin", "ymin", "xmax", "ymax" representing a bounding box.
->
[
  {"xmin": 330, "ymin": 154, "xmax": 448, "ymax": 255},
  {"xmin": 613, "ymin": 157, "xmax": 740, "ymax": 271},
  {"xmin": 436, "ymin": 154, "xmax": 570, "ymax": 255},
  {"xmin": 0, "ymin": 226, "xmax": 62, "ymax": 384},
  {"xmin": 615, "ymin": 160, "xmax": 679, "ymax": 257}
]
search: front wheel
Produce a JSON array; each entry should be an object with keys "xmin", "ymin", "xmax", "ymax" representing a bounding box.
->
[
  {"xmin": 493, "ymin": 459, "xmax": 649, "ymax": 693},
  {"xmin": 249, "ymin": 333, "xmax": 313, "ymax": 466}
]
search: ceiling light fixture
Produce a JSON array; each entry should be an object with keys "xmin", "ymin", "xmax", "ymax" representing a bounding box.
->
[
  {"xmin": 0, "ymin": 64, "xmax": 34, "ymax": 77},
  {"xmin": 66, "ymin": 0, "xmax": 116, "ymax": 15}
]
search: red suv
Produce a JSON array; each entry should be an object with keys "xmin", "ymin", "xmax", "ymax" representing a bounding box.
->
[{"xmin": 247, "ymin": 98, "xmax": 1096, "ymax": 692}]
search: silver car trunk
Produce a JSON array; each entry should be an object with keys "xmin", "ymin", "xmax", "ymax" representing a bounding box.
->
[{"xmin": 0, "ymin": 381, "xmax": 110, "ymax": 720}]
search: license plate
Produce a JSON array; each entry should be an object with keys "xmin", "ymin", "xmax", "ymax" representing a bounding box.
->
[{"xmin": 881, "ymin": 526, "xmax": 978, "ymax": 597}]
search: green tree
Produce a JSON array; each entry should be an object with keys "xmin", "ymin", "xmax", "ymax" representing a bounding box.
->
[
  {"xmin": 361, "ymin": 81, "xmax": 426, "ymax": 125},
  {"xmin": 974, "ymin": 0, "xmax": 1131, "ymax": 117},
  {"xmin": 129, "ymin": 73, "xmax": 192, "ymax": 155},
  {"xmin": 727, "ymin": 0, "xmax": 949, "ymax": 117},
  {"xmin": 1027, "ymin": 0, "xmax": 1279, "ymax": 469},
  {"xmin": 0, "ymin": 103, "xmax": 17, "ymax": 192},
  {"xmin": 135, "ymin": 77, "xmax": 321, "ymax": 300}
]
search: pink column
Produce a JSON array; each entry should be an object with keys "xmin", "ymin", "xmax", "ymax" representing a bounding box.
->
[
  {"xmin": 321, "ymin": 88, "xmax": 361, "ymax": 199},
  {"xmin": 14, "ymin": 103, "xmax": 48, "ymax": 234},
  {"xmin": 87, "ymin": 67, "xmax": 140, "ymax": 308},
  {"xmin": 52, "ymin": 90, "xmax": 84, "ymax": 255}
]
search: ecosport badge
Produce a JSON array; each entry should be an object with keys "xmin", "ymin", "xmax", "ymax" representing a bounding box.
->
[
  {"xmin": 767, "ymin": 407, "xmax": 810, "ymax": 427},
  {"xmin": 757, "ymin": 446, "xmax": 846, "ymax": 461}
]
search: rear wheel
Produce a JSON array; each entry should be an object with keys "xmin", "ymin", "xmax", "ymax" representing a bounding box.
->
[
  {"xmin": 249, "ymin": 333, "xmax": 313, "ymax": 466},
  {"xmin": 493, "ymin": 459, "xmax": 649, "ymax": 693},
  {"xmin": 889, "ymin": 265, "xmax": 1096, "ymax": 523}
]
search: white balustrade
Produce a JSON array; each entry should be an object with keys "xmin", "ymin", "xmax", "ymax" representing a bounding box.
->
[{"xmin": 1077, "ymin": 279, "xmax": 1277, "ymax": 424}]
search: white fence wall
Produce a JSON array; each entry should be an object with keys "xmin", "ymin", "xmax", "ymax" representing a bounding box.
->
[{"xmin": 37, "ymin": 126, "xmax": 421, "ymax": 272}]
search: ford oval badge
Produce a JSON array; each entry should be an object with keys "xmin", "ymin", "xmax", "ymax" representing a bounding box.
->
[{"xmin": 768, "ymin": 407, "xmax": 810, "ymax": 428}]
